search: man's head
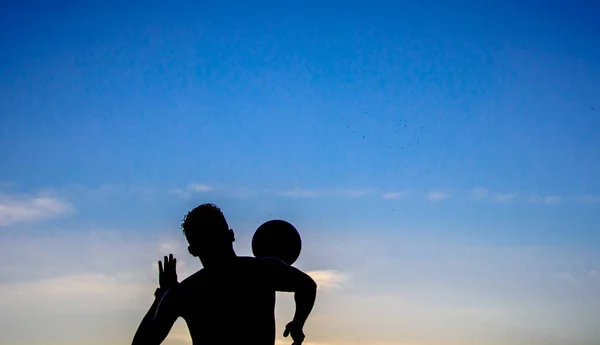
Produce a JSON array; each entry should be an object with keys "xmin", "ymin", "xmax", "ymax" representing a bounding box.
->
[{"xmin": 181, "ymin": 203, "xmax": 235, "ymax": 266}]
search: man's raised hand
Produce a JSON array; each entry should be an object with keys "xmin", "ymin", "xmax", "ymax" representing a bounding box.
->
[{"xmin": 158, "ymin": 253, "xmax": 178, "ymax": 291}]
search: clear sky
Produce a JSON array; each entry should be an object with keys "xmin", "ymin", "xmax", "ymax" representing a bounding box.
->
[{"xmin": 1, "ymin": 1, "xmax": 599, "ymax": 345}]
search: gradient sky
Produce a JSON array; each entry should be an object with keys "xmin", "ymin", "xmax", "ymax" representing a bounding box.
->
[{"xmin": 1, "ymin": 1, "xmax": 600, "ymax": 345}]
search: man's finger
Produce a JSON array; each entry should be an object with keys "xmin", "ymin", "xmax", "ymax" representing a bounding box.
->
[
  {"xmin": 283, "ymin": 328, "xmax": 289, "ymax": 337},
  {"xmin": 158, "ymin": 260, "xmax": 163, "ymax": 274},
  {"xmin": 167, "ymin": 258, "xmax": 175, "ymax": 275}
]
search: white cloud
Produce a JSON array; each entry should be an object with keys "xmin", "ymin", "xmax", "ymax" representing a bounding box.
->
[
  {"xmin": 426, "ymin": 190, "xmax": 451, "ymax": 202},
  {"xmin": 172, "ymin": 183, "xmax": 213, "ymax": 198},
  {"xmin": 543, "ymin": 195, "xmax": 562, "ymax": 205},
  {"xmin": 188, "ymin": 184, "xmax": 212, "ymax": 192},
  {"xmin": 0, "ymin": 273, "xmax": 150, "ymax": 314},
  {"xmin": 528, "ymin": 194, "xmax": 562, "ymax": 205},
  {"xmin": 558, "ymin": 272, "xmax": 578, "ymax": 284},
  {"xmin": 381, "ymin": 192, "xmax": 403, "ymax": 200},
  {"xmin": 0, "ymin": 231, "xmax": 193, "ymax": 315},
  {"xmin": 0, "ymin": 231, "xmax": 171, "ymax": 284},
  {"xmin": 43, "ymin": 183, "xmax": 160, "ymax": 204},
  {"xmin": 493, "ymin": 192, "xmax": 518, "ymax": 203},
  {"xmin": 307, "ymin": 270, "xmax": 350, "ymax": 291},
  {"xmin": 275, "ymin": 188, "xmax": 372, "ymax": 198},
  {"xmin": 470, "ymin": 187, "xmax": 489, "ymax": 200},
  {"xmin": 0, "ymin": 193, "xmax": 73, "ymax": 226},
  {"xmin": 528, "ymin": 195, "xmax": 542, "ymax": 203},
  {"xmin": 276, "ymin": 188, "xmax": 320, "ymax": 198},
  {"xmin": 571, "ymin": 195, "xmax": 600, "ymax": 204}
]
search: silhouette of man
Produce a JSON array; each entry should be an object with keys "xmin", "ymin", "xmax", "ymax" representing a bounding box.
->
[{"xmin": 131, "ymin": 203, "xmax": 318, "ymax": 345}]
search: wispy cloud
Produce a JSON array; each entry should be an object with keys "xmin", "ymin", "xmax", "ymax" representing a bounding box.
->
[
  {"xmin": 493, "ymin": 192, "xmax": 518, "ymax": 203},
  {"xmin": 188, "ymin": 183, "xmax": 212, "ymax": 192},
  {"xmin": 31, "ymin": 184, "xmax": 160, "ymax": 205},
  {"xmin": 470, "ymin": 187, "xmax": 489, "ymax": 200},
  {"xmin": 528, "ymin": 194, "xmax": 563, "ymax": 205},
  {"xmin": 32, "ymin": 182, "xmax": 600, "ymax": 209},
  {"xmin": 275, "ymin": 188, "xmax": 372, "ymax": 198},
  {"xmin": 0, "ymin": 272, "xmax": 151, "ymax": 314},
  {"xmin": 381, "ymin": 192, "xmax": 403, "ymax": 200},
  {"xmin": 558, "ymin": 271, "xmax": 578, "ymax": 284},
  {"xmin": 543, "ymin": 195, "xmax": 562, "ymax": 205},
  {"xmin": 570, "ymin": 195, "xmax": 600, "ymax": 204},
  {"xmin": 275, "ymin": 188, "xmax": 320, "ymax": 198},
  {"xmin": 426, "ymin": 190, "xmax": 451, "ymax": 202},
  {"xmin": 0, "ymin": 193, "xmax": 73, "ymax": 226},
  {"xmin": 307, "ymin": 270, "xmax": 351, "ymax": 291},
  {"xmin": 172, "ymin": 183, "xmax": 213, "ymax": 198}
]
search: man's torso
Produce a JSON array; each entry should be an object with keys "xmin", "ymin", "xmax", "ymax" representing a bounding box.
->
[{"xmin": 174, "ymin": 256, "xmax": 277, "ymax": 345}]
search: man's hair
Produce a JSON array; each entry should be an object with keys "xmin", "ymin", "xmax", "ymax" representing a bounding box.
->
[{"xmin": 181, "ymin": 203, "xmax": 229, "ymax": 237}]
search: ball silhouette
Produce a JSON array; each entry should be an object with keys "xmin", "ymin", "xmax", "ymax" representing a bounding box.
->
[{"xmin": 252, "ymin": 219, "xmax": 302, "ymax": 265}]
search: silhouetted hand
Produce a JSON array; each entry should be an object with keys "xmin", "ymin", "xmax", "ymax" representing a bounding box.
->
[
  {"xmin": 283, "ymin": 321, "xmax": 305, "ymax": 345},
  {"xmin": 158, "ymin": 253, "xmax": 178, "ymax": 291}
]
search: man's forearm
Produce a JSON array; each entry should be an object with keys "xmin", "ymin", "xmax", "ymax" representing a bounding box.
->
[
  {"xmin": 131, "ymin": 291, "xmax": 165, "ymax": 345},
  {"xmin": 292, "ymin": 278, "xmax": 317, "ymax": 327}
]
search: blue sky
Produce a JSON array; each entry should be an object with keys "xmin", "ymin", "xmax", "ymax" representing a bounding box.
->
[{"xmin": 1, "ymin": 1, "xmax": 600, "ymax": 345}]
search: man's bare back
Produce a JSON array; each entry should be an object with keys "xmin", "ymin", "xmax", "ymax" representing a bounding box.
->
[{"xmin": 167, "ymin": 256, "xmax": 283, "ymax": 344}]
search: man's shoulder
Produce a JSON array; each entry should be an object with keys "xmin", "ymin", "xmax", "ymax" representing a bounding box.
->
[
  {"xmin": 231, "ymin": 256, "xmax": 286, "ymax": 276},
  {"xmin": 236, "ymin": 256, "xmax": 287, "ymax": 267},
  {"xmin": 255, "ymin": 256, "xmax": 288, "ymax": 266},
  {"xmin": 245, "ymin": 256, "xmax": 291, "ymax": 277},
  {"xmin": 235, "ymin": 255, "xmax": 259, "ymax": 263},
  {"xmin": 177, "ymin": 269, "xmax": 206, "ymax": 287}
]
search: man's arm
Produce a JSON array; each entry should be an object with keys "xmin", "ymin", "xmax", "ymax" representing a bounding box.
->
[
  {"xmin": 259, "ymin": 258, "xmax": 317, "ymax": 328},
  {"xmin": 131, "ymin": 288, "xmax": 179, "ymax": 345},
  {"xmin": 132, "ymin": 255, "xmax": 180, "ymax": 345}
]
